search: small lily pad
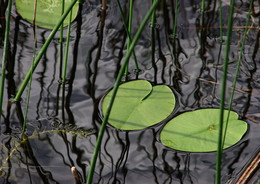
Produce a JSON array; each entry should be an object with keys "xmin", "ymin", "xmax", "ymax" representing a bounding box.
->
[
  {"xmin": 102, "ymin": 80, "xmax": 176, "ymax": 130},
  {"xmin": 15, "ymin": 0, "xmax": 79, "ymax": 29},
  {"xmin": 160, "ymin": 109, "xmax": 248, "ymax": 152}
]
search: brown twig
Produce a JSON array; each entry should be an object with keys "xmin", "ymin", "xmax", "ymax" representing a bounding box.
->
[{"xmin": 236, "ymin": 152, "xmax": 260, "ymax": 184}]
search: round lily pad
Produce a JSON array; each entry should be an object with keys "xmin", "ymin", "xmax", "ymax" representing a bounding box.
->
[
  {"xmin": 15, "ymin": 0, "xmax": 79, "ymax": 29},
  {"xmin": 160, "ymin": 109, "xmax": 248, "ymax": 152},
  {"xmin": 102, "ymin": 80, "xmax": 176, "ymax": 130}
]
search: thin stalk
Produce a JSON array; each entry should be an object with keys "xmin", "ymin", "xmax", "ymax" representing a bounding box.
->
[
  {"xmin": 62, "ymin": 9, "xmax": 73, "ymax": 83},
  {"xmin": 201, "ymin": 0, "xmax": 205, "ymax": 18},
  {"xmin": 219, "ymin": 0, "xmax": 223, "ymax": 43},
  {"xmin": 200, "ymin": 0, "xmax": 205, "ymax": 56},
  {"xmin": 124, "ymin": 0, "xmax": 137, "ymax": 76},
  {"xmin": 86, "ymin": 1, "xmax": 159, "ymax": 183},
  {"xmin": 172, "ymin": 0, "xmax": 178, "ymax": 46},
  {"xmin": 22, "ymin": 0, "xmax": 38, "ymax": 134},
  {"xmin": 0, "ymin": 0, "xmax": 12, "ymax": 125},
  {"xmin": 151, "ymin": 1, "xmax": 156, "ymax": 29},
  {"xmin": 116, "ymin": 0, "xmax": 139, "ymax": 73},
  {"xmin": 12, "ymin": 0, "xmax": 78, "ymax": 103},
  {"xmin": 59, "ymin": 0, "xmax": 65, "ymax": 79},
  {"xmin": 150, "ymin": 0, "xmax": 156, "ymax": 82},
  {"xmin": 221, "ymin": 0, "xmax": 253, "ymax": 151},
  {"xmin": 216, "ymin": 0, "xmax": 235, "ymax": 183}
]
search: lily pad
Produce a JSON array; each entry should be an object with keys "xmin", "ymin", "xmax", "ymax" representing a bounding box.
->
[
  {"xmin": 160, "ymin": 109, "xmax": 248, "ymax": 152},
  {"xmin": 102, "ymin": 80, "xmax": 176, "ymax": 130},
  {"xmin": 15, "ymin": 0, "xmax": 79, "ymax": 29}
]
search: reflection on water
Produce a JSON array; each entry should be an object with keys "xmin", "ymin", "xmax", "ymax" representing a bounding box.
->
[{"xmin": 0, "ymin": 0, "xmax": 259, "ymax": 183}]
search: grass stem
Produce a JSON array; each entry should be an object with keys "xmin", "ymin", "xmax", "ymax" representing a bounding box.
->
[
  {"xmin": 86, "ymin": 1, "xmax": 159, "ymax": 183},
  {"xmin": 22, "ymin": 0, "xmax": 38, "ymax": 134},
  {"xmin": 0, "ymin": 0, "xmax": 12, "ymax": 126},
  {"xmin": 172, "ymin": 0, "xmax": 178, "ymax": 46},
  {"xmin": 216, "ymin": 0, "xmax": 235, "ymax": 183},
  {"xmin": 12, "ymin": 0, "xmax": 78, "ymax": 103},
  {"xmin": 62, "ymin": 9, "xmax": 73, "ymax": 83},
  {"xmin": 219, "ymin": 0, "xmax": 223, "ymax": 43},
  {"xmin": 221, "ymin": 0, "xmax": 253, "ymax": 152},
  {"xmin": 59, "ymin": 0, "xmax": 65, "ymax": 79},
  {"xmin": 116, "ymin": 0, "xmax": 139, "ymax": 74}
]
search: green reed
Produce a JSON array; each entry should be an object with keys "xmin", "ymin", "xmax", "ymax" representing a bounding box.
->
[
  {"xmin": 86, "ymin": 1, "xmax": 159, "ymax": 183},
  {"xmin": 172, "ymin": 0, "xmax": 178, "ymax": 47},
  {"xmin": 59, "ymin": 0, "xmax": 65, "ymax": 79},
  {"xmin": 0, "ymin": 0, "xmax": 12, "ymax": 126},
  {"xmin": 221, "ymin": 0, "xmax": 254, "ymax": 158},
  {"xmin": 219, "ymin": 0, "xmax": 223, "ymax": 43},
  {"xmin": 124, "ymin": 0, "xmax": 140, "ymax": 76},
  {"xmin": 22, "ymin": 0, "xmax": 38, "ymax": 134},
  {"xmin": 116, "ymin": 0, "xmax": 139, "ymax": 73},
  {"xmin": 12, "ymin": 0, "xmax": 78, "ymax": 103},
  {"xmin": 216, "ymin": 0, "xmax": 235, "ymax": 183},
  {"xmin": 124, "ymin": 0, "xmax": 133, "ymax": 75},
  {"xmin": 62, "ymin": 9, "xmax": 73, "ymax": 83}
]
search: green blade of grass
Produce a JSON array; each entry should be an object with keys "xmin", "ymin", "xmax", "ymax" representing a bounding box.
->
[
  {"xmin": 86, "ymin": 1, "xmax": 159, "ymax": 183},
  {"xmin": 22, "ymin": 0, "xmax": 38, "ymax": 134},
  {"xmin": 62, "ymin": 9, "xmax": 73, "ymax": 83},
  {"xmin": 0, "ymin": 0, "xmax": 12, "ymax": 125},
  {"xmin": 116, "ymin": 0, "xmax": 139, "ymax": 73},
  {"xmin": 216, "ymin": 0, "xmax": 235, "ymax": 183},
  {"xmin": 172, "ymin": 0, "xmax": 178, "ymax": 46},
  {"xmin": 12, "ymin": 0, "xmax": 78, "ymax": 103},
  {"xmin": 59, "ymin": 0, "xmax": 65, "ymax": 79},
  {"xmin": 219, "ymin": 0, "xmax": 223, "ymax": 43},
  {"xmin": 221, "ymin": 0, "xmax": 253, "ymax": 153},
  {"xmin": 125, "ymin": 0, "xmax": 134, "ymax": 75}
]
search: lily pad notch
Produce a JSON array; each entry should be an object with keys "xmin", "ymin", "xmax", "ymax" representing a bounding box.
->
[
  {"xmin": 102, "ymin": 80, "xmax": 176, "ymax": 130},
  {"xmin": 160, "ymin": 109, "xmax": 248, "ymax": 152}
]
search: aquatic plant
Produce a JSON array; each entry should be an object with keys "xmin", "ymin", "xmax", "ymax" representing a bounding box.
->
[
  {"xmin": 0, "ymin": 0, "xmax": 12, "ymax": 126},
  {"xmin": 15, "ymin": 0, "xmax": 79, "ymax": 29},
  {"xmin": 87, "ymin": 1, "xmax": 160, "ymax": 183},
  {"xmin": 0, "ymin": 0, "xmax": 258, "ymax": 183},
  {"xmin": 160, "ymin": 109, "xmax": 247, "ymax": 152},
  {"xmin": 102, "ymin": 80, "xmax": 175, "ymax": 130}
]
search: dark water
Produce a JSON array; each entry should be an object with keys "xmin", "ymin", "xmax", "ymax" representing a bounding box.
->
[{"xmin": 0, "ymin": 0, "xmax": 259, "ymax": 183}]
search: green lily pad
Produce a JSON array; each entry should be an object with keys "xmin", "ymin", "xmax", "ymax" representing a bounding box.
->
[
  {"xmin": 15, "ymin": 0, "xmax": 79, "ymax": 29},
  {"xmin": 160, "ymin": 109, "xmax": 248, "ymax": 152},
  {"xmin": 102, "ymin": 80, "xmax": 176, "ymax": 130}
]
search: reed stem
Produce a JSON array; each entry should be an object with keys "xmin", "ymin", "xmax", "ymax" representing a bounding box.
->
[
  {"xmin": 219, "ymin": 0, "xmax": 223, "ymax": 43},
  {"xmin": 221, "ymin": 0, "xmax": 253, "ymax": 152},
  {"xmin": 86, "ymin": 1, "xmax": 159, "ymax": 183},
  {"xmin": 116, "ymin": 0, "xmax": 139, "ymax": 73},
  {"xmin": 0, "ymin": 0, "xmax": 12, "ymax": 125},
  {"xmin": 59, "ymin": 0, "xmax": 65, "ymax": 79},
  {"xmin": 22, "ymin": 0, "xmax": 38, "ymax": 134},
  {"xmin": 62, "ymin": 9, "xmax": 73, "ymax": 83},
  {"xmin": 124, "ymin": 0, "xmax": 136, "ymax": 76},
  {"xmin": 12, "ymin": 0, "xmax": 78, "ymax": 103},
  {"xmin": 172, "ymin": 0, "xmax": 178, "ymax": 46},
  {"xmin": 216, "ymin": 0, "xmax": 235, "ymax": 183}
]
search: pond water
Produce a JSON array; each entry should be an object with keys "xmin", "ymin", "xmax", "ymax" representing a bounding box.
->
[{"xmin": 0, "ymin": 0, "xmax": 259, "ymax": 183}]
